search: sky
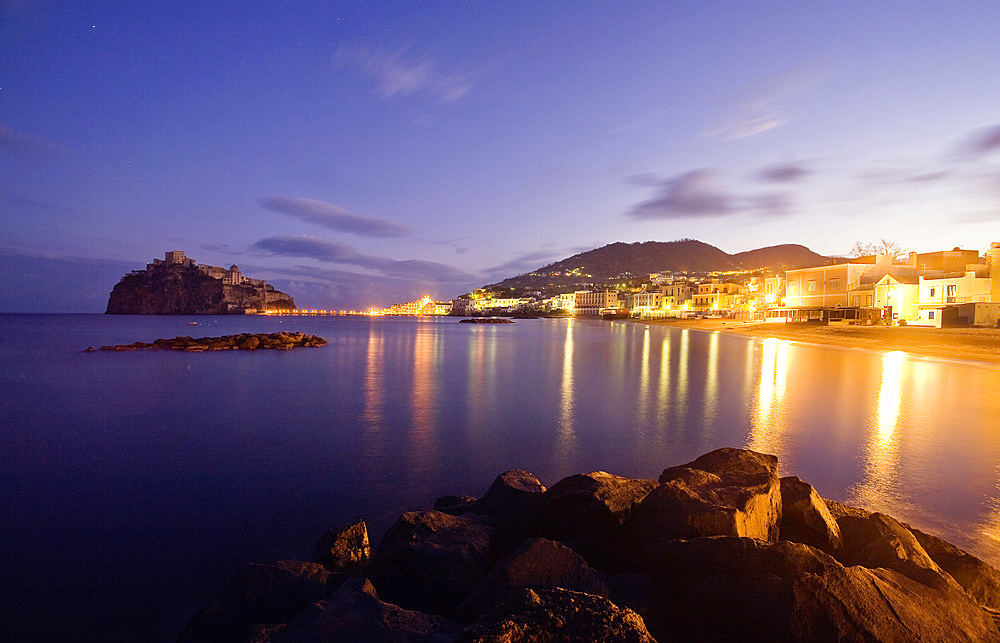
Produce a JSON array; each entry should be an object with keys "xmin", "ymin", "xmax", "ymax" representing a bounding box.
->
[{"xmin": 3, "ymin": 1, "xmax": 1000, "ymax": 312}]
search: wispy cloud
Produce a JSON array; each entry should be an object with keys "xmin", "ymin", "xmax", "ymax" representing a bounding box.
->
[
  {"xmin": 261, "ymin": 196, "xmax": 409, "ymax": 238},
  {"xmin": 0, "ymin": 125, "xmax": 67, "ymax": 159},
  {"xmin": 627, "ymin": 168, "xmax": 804, "ymax": 220},
  {"xmin": 628, "ymin": 169, "xmax": 735, "ymax": 219},
  {"xmin": 749, "ymin": 192, "xmax": 794, "ymax": 217},
  {"xmin": 253, "ymin": 235, "xmax": 475, "ymax": 282},
  {"xmin": 707, "ymin": 64, "xmax": 829, "ymax": 140},
  {"xmin": 335, "ymin": 45, "xmax": 473, "ymax": 104},
  {"xmin": 958, "ymin": 124, "xmax": 1000, "ymax": 158},
  {"xmin": 611, "ymin": 105, "xmax": 674, "ymax": 134},
  {"xmin": 907, "ymin": 171, "xmax": 950, "ymax": 183},
  {"xmin": 756, "ymin": 163, "xmax": 811, "ymax": 183}
]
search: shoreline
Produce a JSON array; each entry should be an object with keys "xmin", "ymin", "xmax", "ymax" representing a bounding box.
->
[{"xmin": 639, "ymin": 318, "xmax": 1000, "ymax": 365}]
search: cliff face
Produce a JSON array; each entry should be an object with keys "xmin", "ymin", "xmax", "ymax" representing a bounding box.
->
[{"xmin": 106, "ymin": 263, "xmax": 296, "ymax": 314}]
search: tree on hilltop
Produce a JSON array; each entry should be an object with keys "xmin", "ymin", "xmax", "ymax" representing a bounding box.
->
[{"xmin": 849, "ymin": 239, "xmax": 908, "ymax": 262}]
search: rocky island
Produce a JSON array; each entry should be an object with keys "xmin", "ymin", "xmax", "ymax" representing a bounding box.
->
[
  {"xmin": 179, "ymin": 448, "xmax": 1000, "ymax": 642},
  {"xmin": 90, "ymin": 332, "xmax": 327, "ymax": 352},
  {"xmin": 106, "ymin": 251, "xmax": 295, "ymax": 315}
]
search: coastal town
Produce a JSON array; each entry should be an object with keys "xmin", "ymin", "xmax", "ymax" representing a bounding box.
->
[{"xmin": 272, "ymin": 241, "xmax": 1000, "ymax": 329}]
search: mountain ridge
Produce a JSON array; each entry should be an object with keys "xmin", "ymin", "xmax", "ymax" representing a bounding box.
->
[{"xmin": 490, "ymin": 239, "xmax": 832, "ymax": 290}]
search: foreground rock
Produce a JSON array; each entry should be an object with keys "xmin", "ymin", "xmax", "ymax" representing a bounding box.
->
[
  {"xmin": 184, "ymin": 448, "xmax": 1000, "ymax": 642},
  {"xmin": 179, "ymin": 561, "xmax": 336, "ymax": 642},
  {"xmin": 627, "ymin": 448, "xmax": 781, "ymax": 563},
  {"xmin": 540, "ymin": 471, "xmax": 656, "ymax": 570},
  {"xmin": 90, "ymin": 332, "xmax": 327, "ymax": 352},
  {"xmin": 457, "ymin": 588, "xmax": 655, "ymax": 643},
  {"xmin": 271, "ymin": 578, "xmax": 463, "ymax": 642},
  {"xmin": 365, "ymin": 511, "xmax": 497, "ymax": 616}
]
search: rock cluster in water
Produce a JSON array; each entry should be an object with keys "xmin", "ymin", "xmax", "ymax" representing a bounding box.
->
[
  {"xmin": 459, "ymin": 318, "xmax": 515, "ymax": 324},
  {"xmin": 179, "ymin": 448, "xmax": 1000, "ymax": 642},
  {"xmin": 89, "ymin": 332, "xmax": 327, "ymax": 352}
]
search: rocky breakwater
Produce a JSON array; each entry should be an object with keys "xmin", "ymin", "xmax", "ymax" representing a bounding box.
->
[
  {"xmin": 90, "ymin": 332, "xmax": 327, "ymax": 352},
  {"xmin": 179, "ymin": 448, "xmax": 1000, "ymax": 642}
]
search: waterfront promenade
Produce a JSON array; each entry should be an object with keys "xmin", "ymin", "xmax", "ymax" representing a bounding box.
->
[{"xmin": 646, "ymin": 318, "xmax": 1000, "ymax": 365}]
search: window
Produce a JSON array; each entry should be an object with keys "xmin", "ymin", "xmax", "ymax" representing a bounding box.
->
[
  {"xmin": 928, "ymin": 311, "xmax": 935, "ymax": 320},
  {"xmin": 947, "ymin": 285, "xmax": 956, "ymax": 297},
  {"xmin": 852, "ymin": 296, "xmax": 860, "ymax": 306},
  {"xmin": 830, "ymin": 278, "xmax": 840, "ymax": 290},
  {"xmin": 807, "ymin": 280, "xmax": 817, "ymax": 292},
  {"xmin": 929, "ymin": 287, "xmax": 936, "ymax": 297},
  {"xmin": 866, "ymin": 295, "xmax": 873, "ymax": 306}
]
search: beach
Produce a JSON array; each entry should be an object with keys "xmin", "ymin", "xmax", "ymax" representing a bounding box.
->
[{"xmin": 643, "ymin": 319, "xmax": 1000, "ymax": 365}]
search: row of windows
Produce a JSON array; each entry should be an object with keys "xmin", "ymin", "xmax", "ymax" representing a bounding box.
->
[{"xmin": 805, "ymin": 278, "xmax": 840, "ymax": 293}]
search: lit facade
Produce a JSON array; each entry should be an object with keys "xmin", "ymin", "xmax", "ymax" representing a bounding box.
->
[{"xmin": 574, "ymin": 290, "xmax": 619, "ymax": 316}]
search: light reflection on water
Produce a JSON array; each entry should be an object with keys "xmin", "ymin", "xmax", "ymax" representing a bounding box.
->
[
  {"xmin": 849, "ymin": 351, "xmax": 909, "ymax": 514},
  {"xmin": 556, "ymin": 318, "xmax": 576, "ymax": 470},
  {"xmin": 5, "ymin": 314, "xmax": 1000, "ymax": 641},
  {"xmin": 748, "ymin": 337, "xmax": 789, "ymax": 456}
]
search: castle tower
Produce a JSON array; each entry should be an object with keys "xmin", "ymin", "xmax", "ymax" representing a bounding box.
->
[{"xmin": 165, "ymin": 250, "xmax": 186, "ymax": 265}]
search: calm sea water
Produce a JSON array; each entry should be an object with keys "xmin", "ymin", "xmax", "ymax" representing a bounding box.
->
[{"xmin": 3, "ymin": 313, "xmax": 1000, "ymax": 641}]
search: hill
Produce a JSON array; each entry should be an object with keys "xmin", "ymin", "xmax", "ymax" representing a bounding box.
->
[
  {"xmin": 107, "ymin": 256, "xmax": 296, "ymax": 314},
  {"xmin": 490, "ymin": 240, "xmax": 830, "ymax": 290}
]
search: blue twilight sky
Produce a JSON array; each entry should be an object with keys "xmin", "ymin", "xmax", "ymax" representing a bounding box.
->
[{"xmin": 3, "ymin": 2, "xmax": 1000, "ymax": 312}]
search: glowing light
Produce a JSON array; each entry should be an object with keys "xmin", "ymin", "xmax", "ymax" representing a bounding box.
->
[{"xmin": 876, "ymin": 351, "xmax": 906, "ymax": 443}]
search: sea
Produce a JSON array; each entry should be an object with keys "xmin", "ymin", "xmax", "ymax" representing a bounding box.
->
[{"xmin": 3, "ymin": 313, "xmax": 1000, "ymax": 642}]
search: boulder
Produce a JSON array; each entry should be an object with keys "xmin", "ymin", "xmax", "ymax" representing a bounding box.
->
[
  {"xmin": 239, "ymin": 335, "xmax": 260, "ymax": 350},
  {"xmin": 434, "ymin": 495, "xmax": 477, "ymax": 514},
  {"xmin": 606, "ymin": 573, "xmax": 671, "ymax": 640},
  {"xmin": 465, "ymin": 469, "xmax": 546, "ymax": 556},
  {"xmin": 649, "ymin": 537, "xmax": 999, "ymax": 642},
  {"xmin": 365, "ymin": 510, "xmax": 496, "ymax": 616},
  {"xmin": 178, "ymin": 560, "xmax": 337, "ymax": 642},
  {"xmin": 778, "ymin": 476, "xmax": 842, "ymax": 554},
  {"xmin": 472, "ymin": 469, "xmax": 545, "ymax": 524},
  {"xmin": 837, "ymin": 512, "xmax": 959, "ymax": 592},
  {"xmin": 313, "ymin": 520, "xmax": 370, "ymax": 575},
  {"xmin": 270, "ymin": 577, "xmax": 463, "ymax": 642},
  {"xmin": 627, "ymin": 449, "xmax": 781, "ymax": 560},
  {"xmin": 454, "ymin": 538, "xmax": 609, "ymax": 623},
  {"xmin": 824, "ymin": 498, "xmax": 871, "ymax": 520},
  {"xmin": 910, "ymin": 525, "xmax": 1000, "ymax": 610},
  {"xmin": 539, "ymin": 471, "xmax": 656, "ymax": 569},
  {"xmin": 457, "ymin": 588, "xmax": 656, "ymax": 643}
]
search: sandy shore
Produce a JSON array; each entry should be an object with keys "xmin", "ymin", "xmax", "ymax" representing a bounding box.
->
[{"xmin": 641, "ymin": 318, "xmax": 1000, "ymax": 365}]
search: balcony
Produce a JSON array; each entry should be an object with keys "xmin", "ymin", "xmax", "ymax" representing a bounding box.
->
[{"xmin": 918, "ymin": 295, "xmax": 987, "ymax": 306}]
